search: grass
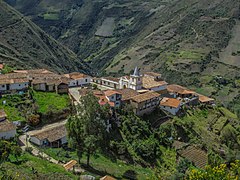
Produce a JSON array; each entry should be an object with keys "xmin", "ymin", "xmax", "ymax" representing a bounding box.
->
[
  {"xmin": 219, "ymin": 107, "xmax": 238, "ymax": 119},
  {"xmin": 212, "ymin": 117, "xmax": 228, "ymax": 134},
  {"xmin": 0, "ymin": 95, "xmax": 26, "ymax": 121},
  {"xmin": 33, "ymin": 91, "xmax": 70, "ymax": 114},
  {"xmin": 42, "ymin": 147, "xmax": 156, "ymax": 179},
  {"xmin": 43, "ymin": 13, "xmax": 59, "ymax": 20},
  {"xmin": 178, "ymin": 50, "xmax": 203, "ymax": 60},
  {"xmin": 0, "ymin": 153, "xmax": 77, "ymax": 179}
]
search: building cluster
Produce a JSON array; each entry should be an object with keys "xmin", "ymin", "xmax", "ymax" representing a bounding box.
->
[
  {"xmin": 0, "ymin": 69, "xmax": 91, "ymax": 94},
  {"xmin": 85, "ymin": 67, "xmax": 215, "ymax": 116},
  {"xmin": 0, "ymin": 67, "xmax": 215, "ymax": 142}
]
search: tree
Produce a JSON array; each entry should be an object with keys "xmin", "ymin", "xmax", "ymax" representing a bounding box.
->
[
  {"xmin": 67, "ymin": 116, "xmax": 85, "ymax": 164},
  {"xmin": 66, "ymin": 93, "xmax": 109, "ymax": 166},
  {"xmin": 11, "ymin": 145, "xmax": 22, "ymax": 162},
  {"xmin": 0, "ymin": 140, "xmax": 12, "ymax": 163},
  {"xmin": 0, "ymin": 140, "xmax": 22, "ymax": 163}
]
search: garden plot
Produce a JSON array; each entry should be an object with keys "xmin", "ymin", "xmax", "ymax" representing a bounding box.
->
[
  {"xmin": 178, "ymin": 146, "xmax": 207, "ymax": 169},
  {"xmin": 95, "ymin": 17, "xmax": 115, "ymax": 37}
]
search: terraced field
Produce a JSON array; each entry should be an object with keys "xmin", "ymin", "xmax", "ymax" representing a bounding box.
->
[{"xmin": 179, "ymin": 146, "xmax": 208, "ymax": 169}]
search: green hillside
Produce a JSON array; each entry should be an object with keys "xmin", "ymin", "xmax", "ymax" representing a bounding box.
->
[
  {"xmin": 0, "ymin": 0, "xmax": 89, "ymax": 73},
  {"xmin": 5, "ymin": 0, "xmax": 240, "ymax": 113}
]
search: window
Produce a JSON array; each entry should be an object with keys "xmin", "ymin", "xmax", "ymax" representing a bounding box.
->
[
  {"xmin": 2, "ymin": 85, "xmax": 4, "ymax": 88},
  {"xmin": 108, "ymin": 82, "xmax": 110, "ymax": 85},
  {"xmin": 19, "ymin": 84, "xmax": 21, "ymax": 86},
  {"xmin": 85, "ymin": 79, "xmax": 88, "ymax": 82}
]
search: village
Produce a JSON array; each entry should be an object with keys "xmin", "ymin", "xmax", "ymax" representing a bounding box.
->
[{"xmin": 0, "ymin": 65, "xmax": 216, "ymax": 178}]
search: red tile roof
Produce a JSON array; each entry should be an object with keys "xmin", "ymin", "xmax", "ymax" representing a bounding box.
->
[
  {"xmin": 116, "ymin": 88, "xmax": 139, "ymax": 101},
  {"xmin": 104, "ymin": 90, "xmax": 121, "ymax": 97},
  {"xmin": 167, "ymin": 84, "xmax": 195, "ymax": 95},
  {"xmin": 131, "ymin": 91, "xmax": 160, "ymax": 103},
  {"xmin": 160, "ymin": 97, "xmax": 181, "ymax": 108},
  {"xmin": 142, "ymin": 76, "xmax": 167, "ymax": 89},
  {"xmin": 198, "ymin": 95, "xmax": 215, "ymax": 103}
]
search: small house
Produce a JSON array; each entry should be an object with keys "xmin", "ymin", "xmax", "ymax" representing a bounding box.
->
[
  {"xmin": 129, "ymin": 91, "xmax": 161, "ymax": 116},
  {"xmin": 142, "ymin": 76, "xmax": 168, "ymax": 93},
  {"xmin": 0, "ymin": 110, "xmax": 16, "ymax": 139},
  {"xmin": 144, "ymin": 72, "xmax": 162, "ymax": 81},
  {"xmin": 104, "ymin": 90, "xmax": 122, "ymax": 108},
  {"xmin": 29, "ymin": 124, "xmax": 67, "ymax": 147},
  {"xmin": 198, "ymin": 95, "xmax": 215, "ymax": 105},
  {"xmin": 160, "ymin": 97, "xmax": 181, "ymax": 115},
  {"xmin": 116, "ymin": 88, "xmax": 139, "ymax": 104},
  {"xmin": 64, "ymin": 72, "xmax": 92, "ymax": 87}
]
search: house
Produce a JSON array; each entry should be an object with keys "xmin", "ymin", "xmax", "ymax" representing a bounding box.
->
[
  {"xmin": 57, "ymin": 81, "xmax": 69, "ymax": 94},
  {"xmin": 142, "ymin": 76, "xmax": 168, "ymax": 93},
  {"xmin": 160, "ymin": 97, "xmax": 181, "ymax": 115},
  {"xmin": 198, "ymin": 95, "xmax": 215, "ymax": 105},
  {"xmin": 32, "ymin": 79, "xmax": 68, "ymax": 93},
  {"xmin": 0, "ymin": 77, "xmax": 29, "ymax": 93},
  {"xmin": 116, "ymin": 88, "xmax": 139, "ymax": 104},
  {"xmin": 0, "ymin": 120, "xmax": 16, "ymax": 139},
  {"xmin": 144, "ymin": 72, "xmax": 162, "ymax": 81},
  {"xmin": 64, "ymin": 72, "xmax": 92, "ymax": 87},
  {"xmin": 167, "ymin": 84, "xmax": 195, "ymax": 98},
  {"xmin": 167, "ymin": 84, "xmax": 199, "ymax": 106},
  {"xmin": 104, "ymin": 90, "xmax": 122, "ymax": 108},
  {"xmin": 99, "ymin": 77, "xmax": 120, "ymax": 89},
  {"xmin": 29, "ymin": 124, "xmax": 67, "ymax": 147},
  {"xmin": 0, "ymin": 110, "xmax": 16, "ymax": 139},
  {"xmin": 129, "ymin": 91, "xmax": 161, "ymax": 116}
]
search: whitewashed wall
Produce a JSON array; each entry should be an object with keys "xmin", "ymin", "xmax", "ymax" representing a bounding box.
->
[{"xmin": 0, "ymin": 129, "xmax": 16, "ymax": 139}]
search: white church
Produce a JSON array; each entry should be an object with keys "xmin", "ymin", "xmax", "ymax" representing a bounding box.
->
[{"xmin": 93, "ymin": 67, "xmax": 168, "ymax": 93}]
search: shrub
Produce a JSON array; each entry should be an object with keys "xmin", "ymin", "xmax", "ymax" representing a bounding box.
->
[{"xmin": 27, "ymin": 114, "xmax": 40, "ymax": 126}]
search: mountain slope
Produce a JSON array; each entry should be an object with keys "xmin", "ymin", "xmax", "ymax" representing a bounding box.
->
[
  {"xmin": 4, "ymin": 0, "xmax": 240, "ymax": 114},
  {"xmin": 0, "ymin": 0, "xmax": 89, "ymax": 73}
]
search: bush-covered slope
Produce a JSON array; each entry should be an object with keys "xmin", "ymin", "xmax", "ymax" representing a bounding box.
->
[{"xmin": 0, "ymin": 1, "xmax": 89, "ymax": 73}]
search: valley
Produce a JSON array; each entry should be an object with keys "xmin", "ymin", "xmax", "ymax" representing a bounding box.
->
[
  {"xmin": 3, "ymin": 0, "xmax": 240, "ymax": 114},
  {"xmin": 0, "ymin": 0, "xmax": 240, "ymax": 179}
]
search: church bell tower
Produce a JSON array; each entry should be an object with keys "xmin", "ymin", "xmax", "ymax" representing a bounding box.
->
[{"xmin": 129, "ymin": 67, "xmax": 142, "ymax": 90}]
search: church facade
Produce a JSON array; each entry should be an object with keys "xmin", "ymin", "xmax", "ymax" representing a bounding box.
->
[{"xmin": 93, "ymin": 67, "xmax": 143, "ymax": 91}]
